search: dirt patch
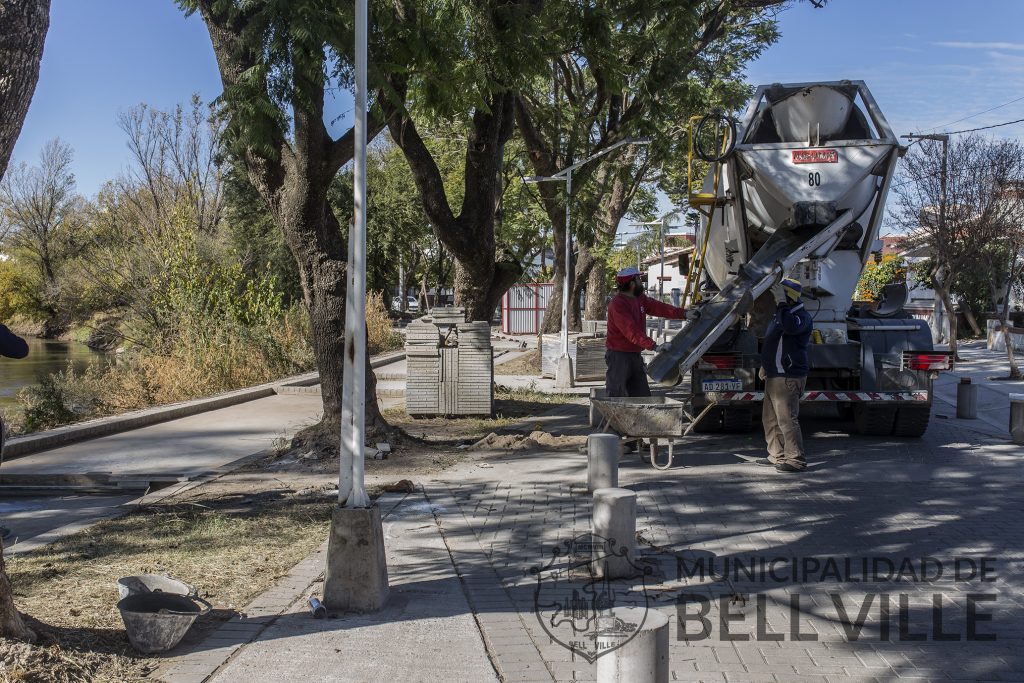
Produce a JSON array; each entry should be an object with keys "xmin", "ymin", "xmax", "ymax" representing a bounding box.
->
[
  {"xmin": 494, "ymin": 348, "xmax": 540, "ymax": 375},
  {"xmin": 471, "ymin": 430, "xmax": 586, "ymax": 452},
  {"xmin": 1, "ymin": 476, "xmax": 338, "ymax": 683}
]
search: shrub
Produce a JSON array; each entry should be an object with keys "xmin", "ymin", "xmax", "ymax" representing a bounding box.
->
[
  {"xmin": 14, "ymin": 304, "xmax": 315, "ymax": 434},
  {"xmin": 366, "ymin": 290, "xmax": 402, "ymax": 355}
]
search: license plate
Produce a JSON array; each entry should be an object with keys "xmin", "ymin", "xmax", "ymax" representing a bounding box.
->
[{"xmin": 702, "ymin": 379, "xmax": 742, "ymax": 392}]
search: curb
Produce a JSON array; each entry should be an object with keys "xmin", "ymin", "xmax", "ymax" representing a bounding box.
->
[{"xmin": 3, "ymin": 351, "xmax": 407, "ymax": 461}]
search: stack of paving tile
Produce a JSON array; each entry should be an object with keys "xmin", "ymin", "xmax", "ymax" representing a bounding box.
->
[
  {"xmin": 574, "ymin": 336, "xmax": 607, "ymax": 381},
  {"xmin": 405, "ymin": 319, "xmax": 442, "ymax": 416},
  {"xmin": 428, "ymin": 307, "xmax": 466, "ymax": 328},
  {"xmin": 406, "ymin": 319, "xmax": 493, "ymax": 416},
  {"xmin": 540, "ymin": 333, "xmax": 606, "ymax": 381}
]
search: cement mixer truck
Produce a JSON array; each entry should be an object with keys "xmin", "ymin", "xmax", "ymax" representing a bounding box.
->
[{"xmin": 647, "ymin": 81, "xmax": 952, "ymax": 437}]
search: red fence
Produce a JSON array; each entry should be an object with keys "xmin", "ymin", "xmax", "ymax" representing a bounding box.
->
[{"xmin": 501, "ymin": 283, "xmax": 553, "ymax": 335}]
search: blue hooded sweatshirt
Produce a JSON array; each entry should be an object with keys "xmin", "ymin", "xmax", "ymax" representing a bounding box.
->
[{"xmin": 760, "ymin": 301, "xmax": 813, "ymax": 378}]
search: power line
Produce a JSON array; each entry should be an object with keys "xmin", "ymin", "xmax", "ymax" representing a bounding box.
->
[
  {"xmin": 938, "ymin": 116, "xmax": 1024, "ymax": 136},
  {"xmin": 922, "ymin": 93, "xmax": 1024, "ymax": 132}
]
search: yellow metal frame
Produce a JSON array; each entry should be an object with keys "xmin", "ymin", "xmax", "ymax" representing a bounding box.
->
[{"xmin": 682, "ymin": 115, "xmax": 732, "ymax": 308}]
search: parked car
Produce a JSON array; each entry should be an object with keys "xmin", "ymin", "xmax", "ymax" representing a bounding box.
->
[
  {"xmin": 407, "ymin": 296, "xmax": 420, "ymax": 312},
  {"xmin": 391, "ymin": 296, "xmax": 403, "ymax": 311}
]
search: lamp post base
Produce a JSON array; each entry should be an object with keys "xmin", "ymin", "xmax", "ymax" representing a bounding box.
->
[
  {"xmin": 323, "ymin": 504, "xmax": 389, "ymax": 612},
  {"xmin": 555, "ymin": 354, "xmax": 575, "ymax": 389}
]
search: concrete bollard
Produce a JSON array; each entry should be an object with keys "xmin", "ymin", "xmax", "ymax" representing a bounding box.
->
[
  {"xmin": 592, "ymin": 488, "xmax": 636, "ymax": 579},
  {"xmin": 956, "ymin": 377, "xmax": 978, "ymax": 419},
  {"xmin": 588, "ymin": 434, "xmax": 619, "ymax": 492},
  {"xmin": 596, "ymin": 607, "xmax": 669, "ymax": 683},
  {"xmin": 1011, "ymin": 394, "xmax": 1024, "ymax": 445},
  {"xmin": 589, "ymin": 387, "xmax": 607, "ymax": 428}
]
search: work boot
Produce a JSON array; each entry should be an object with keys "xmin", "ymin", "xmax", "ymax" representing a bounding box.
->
[
  {"xmin": 775, "ymin": 462, "xmax": 805, "ymax": 473},
  {"xmin": 751, "ymin": 457, "xmax": 776, "ymax": 466}
]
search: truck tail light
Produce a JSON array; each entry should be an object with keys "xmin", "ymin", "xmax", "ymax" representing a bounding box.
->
[
  {"xmin": 902, "ymin": 351, "xmax": 953, "ymax": 371},
  {"xmin": 698, "ymin": 353, "xmax": 741, "ymax": 370}
]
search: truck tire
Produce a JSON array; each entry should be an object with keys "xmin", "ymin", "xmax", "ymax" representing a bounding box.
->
[
  {"xmin": 692, "ymin": 406, "xmax": 723, "ymax": 433},
  {"xmin": 892, "ymin": 405, "xmax": 930, "ymax": 437},
  {"xmin": 722, "ymin": 407, "xmax": 755, "ymax": 433},
  {"xmin": 853, "ymin": 404, "xmax": 896, "ymax": 436}
]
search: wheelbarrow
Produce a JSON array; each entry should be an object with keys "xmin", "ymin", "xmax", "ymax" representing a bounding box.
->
[{"xmin": 591, "ymin": 396, "xmax": 718, "ymax": 470}]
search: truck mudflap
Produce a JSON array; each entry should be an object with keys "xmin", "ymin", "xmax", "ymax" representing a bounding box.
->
[{"xmin": 707, "ymin": 390, "xmax": 929, "ymax": 404}]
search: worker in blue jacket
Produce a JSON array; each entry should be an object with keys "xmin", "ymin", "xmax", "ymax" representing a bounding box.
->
[{"xmin": 756, "ymin": 278, "xmax": 813, "ymax": 473}]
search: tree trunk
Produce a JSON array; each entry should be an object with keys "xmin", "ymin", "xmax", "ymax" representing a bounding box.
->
[
  {"xmin": 276, "ymin": 194, "xmax": 385, "ymax": 438},
  {"xmin": 0, "ymin": 539, "xmax": 33, "ymax": 642},
  {"xmin": 385, "ymin": 91, "xmax": 522, "ymax": 324},
  {"xmin": 936, "ymin": 283, "xmax": 959, "ymax": 361},
  {"xmin": 586, "ymin": 259, "xmax": 608, "ymax": 320},
  {"xmin": 0, "ymin": 0, "xmax": 50, "ymax": 643},
  {"xmin": 453, "ymin": 259, "xmax": 520, "ymax": 323},
  {"xmin": 962, "ymin": 303, "xmax": 982, "ymax": 337},
  {"xmin": 0, "ymin": 0, "xmax": 50, "ymax": 181},
  {"xmin": 569, "ymin": 242, "xmax": 597, "ymax": 327},
  {"xmin": 1003, "ymin": 320, "xmax": 1021, "ymax": 380}
]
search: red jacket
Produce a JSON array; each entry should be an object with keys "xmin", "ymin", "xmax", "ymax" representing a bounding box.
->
[{"xmin": 606, "ymin": 293, "xmax": 686, "ymax": 352}]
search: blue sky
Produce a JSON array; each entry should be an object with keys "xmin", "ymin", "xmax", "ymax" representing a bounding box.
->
[{"xmin": 13, "ymin": 0, "xmax": 1024, "ymax": 202}]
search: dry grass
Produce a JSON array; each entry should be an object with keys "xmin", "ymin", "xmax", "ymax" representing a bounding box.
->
[
  {"xmin": 494, "ymin": 383, "xmax": 579, "ymax": 405},
  {"xmin": 381, "ymin": 385, "xmax": 579, "ymax": 445},
  {"xmin": 0, "ymin": 485, "xmax": 334, "ymax": 683},
  {"xmin": 383, "ymin": 406, "xmax": 518, "ymax": 441},
  {"xmin": 494, "ymin": 348, "xmax": 540, "ymax": 376}
]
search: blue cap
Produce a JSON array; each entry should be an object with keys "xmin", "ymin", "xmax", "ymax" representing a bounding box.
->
[{"xmin": 616, "ymin": 267, "xmax": 641, "ymax": 285}]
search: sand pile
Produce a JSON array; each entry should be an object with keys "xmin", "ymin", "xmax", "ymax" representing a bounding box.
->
[{"xmin": 471, "ymin": 430, "xmax": 585, "ymax": 452}]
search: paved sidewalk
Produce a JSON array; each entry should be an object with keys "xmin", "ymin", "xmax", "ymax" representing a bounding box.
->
[
  {"xmin": 160, "ymin": 492, "xmax": 497, "ymax": 683},
  {"xmin": 933, "ymin": 340, "xmax": 1024, "ymax": 437},
  {"xmin": 162, "ymin": 397, "xmax": 1024, "ymax": 682}
]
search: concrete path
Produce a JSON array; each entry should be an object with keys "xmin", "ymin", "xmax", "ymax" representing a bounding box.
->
[{"xmin": 1, "ymin": 392, "xmax": 324, "ymax": 550}]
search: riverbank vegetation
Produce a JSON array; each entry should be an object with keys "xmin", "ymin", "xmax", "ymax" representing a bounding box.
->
[{"xmin": 0, "ymin": 99, "xmax": 402, "ymax": 433}]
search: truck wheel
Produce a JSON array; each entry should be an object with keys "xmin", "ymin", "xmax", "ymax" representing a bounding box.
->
[
  {"xmin": 892, "ymin": 405, "xmax": 930, "ymax": 437},
  {"xmin": 853, "ymin": 404, "xmax": 896, "ymax": 436},
  {"xmin": 692, "ymin": 406, "xmax": 723, "ymax": 433},
  {"xmin": 722, "ymin": 407, "xmax": 755, "ymax": 432}
]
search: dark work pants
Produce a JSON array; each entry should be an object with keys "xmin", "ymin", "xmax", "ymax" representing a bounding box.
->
[{"xmin": 605, "ymin": 350, "xmax": 652, "ymax": 398}]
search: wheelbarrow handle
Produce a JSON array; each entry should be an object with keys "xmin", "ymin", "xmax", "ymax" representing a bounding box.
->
[{"xmin": 193, "ymin": 595, "xmax": 213, "ymax": 615}]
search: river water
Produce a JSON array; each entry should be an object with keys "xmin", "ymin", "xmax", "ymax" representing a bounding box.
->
[{"xmin": 0, "ymin": 337, "xmax": 109, "ymax": 409}]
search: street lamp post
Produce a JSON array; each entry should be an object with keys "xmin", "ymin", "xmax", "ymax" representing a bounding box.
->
[
  {"xmin": 524, "ymin": 138, "xmax": 650, "ymax": 388},
  {"xmin": 323, "ymin": 0, "xmax": 389, "ymax": 613}
]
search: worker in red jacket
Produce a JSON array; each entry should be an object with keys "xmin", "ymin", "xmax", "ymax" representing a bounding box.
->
[{"xmin": 605, "ymin": 267, "xmax": 687, "ymax": 397}]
